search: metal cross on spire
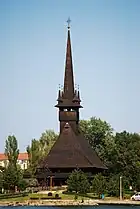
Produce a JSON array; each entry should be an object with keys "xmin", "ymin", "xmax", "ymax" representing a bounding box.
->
[{"xmin": 67, "ymin": 17, "xmax": 71, "ymax": 29}]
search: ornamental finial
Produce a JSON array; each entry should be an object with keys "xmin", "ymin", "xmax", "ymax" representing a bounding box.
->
[{"xmin": 67, "ymin": 17, "xmax": 71, "ymax": 29}]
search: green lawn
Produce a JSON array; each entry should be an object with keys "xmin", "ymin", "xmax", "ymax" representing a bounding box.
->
[
  {"xmin": 0, "ymin": 192, "xmax": 122, "ymax": 202},
  {"xmin": 0, "ymin": 192, "xmax": 96, "ymax": 202},
  {"xmin": 29, "ymin": 192, "xmax": 92, "ymax": 200},
  {"xmin": 0, "ymin": 196, "xmax": 29, "ymax": 202}
]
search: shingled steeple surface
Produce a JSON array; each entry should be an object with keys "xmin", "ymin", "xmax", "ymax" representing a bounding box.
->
[{"xmin": 63, "ymin": 28, "xmax": 74, "ymax": 100}]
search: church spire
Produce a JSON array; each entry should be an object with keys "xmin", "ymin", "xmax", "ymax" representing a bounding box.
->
[
  {"xmin": 63, "ymin": 18, "xmax": 74, "ymax": 100},
  {"xmin": 55, "ymin": 19, "xmax": 82, "ymax": 109}
]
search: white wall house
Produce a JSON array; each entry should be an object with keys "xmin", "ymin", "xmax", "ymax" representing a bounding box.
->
[{"xmin": 0, "ymin": 153, "xmax": 28, "ymax": 170}]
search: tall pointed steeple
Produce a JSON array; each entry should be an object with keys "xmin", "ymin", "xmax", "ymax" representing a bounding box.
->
[
  {"xmin": 55, "ymin": 18, "xmax": 82, "ymax": 134},
  {"xmin": 63, "ymin": 22, "xmax": 74, "ymax": 100},
  {"xmin": 55, "ymin": 18, "xmax": 82, "ymax": 108}
]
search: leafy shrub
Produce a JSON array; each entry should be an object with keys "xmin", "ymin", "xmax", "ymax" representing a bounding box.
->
[
  {"xmin": 30, "ymin": 197, "xmax": 39, "ymax": 200},
  {"xmin": 106, "ymin": 176, "xmax": 119, "ymax": 197},
  {"xmin": 22, "ymin": 192, "xmax": 28, "ymax": 197},
  {"xmin": 25, "ymin": 178, "xmax": 38, "ymax": 187},
  {"xmin": 48, "ymin": 192, "xmax": 52, "ymax": 196},
  {"xmin": 74, "ymin": 194, "xmax": 78, "ymax": 200},
  {"xmin": 62, "ymin": 190, "xmax": 72, "ymax": 194},
  {"xmin": 40, "ymin": 197, "xmax": 49, "ymax": 200},
  {"xmin": 67, "ymin": 169, "xmax": 90, "ymax": 194},
  {"xmin": 30, "ymin": 195, "xmax": 61, "ymax": 200},
  {"xmin": 92, "ymin": 173, "xmax": 107, "ymax": 196},
  {"xmin": 0, "ymin": 192, "xmax": 29, "ymax": 200},
  {"xmin": 123, "ymin": 194, "xmax": 131, "ymax": 199},
  {"xmin": 55, "ymin": 193, "xmax": 59, "ymax": 198}
]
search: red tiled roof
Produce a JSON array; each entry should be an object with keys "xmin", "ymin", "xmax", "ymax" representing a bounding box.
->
[
  {"xmin": 18, "ymin": 153, "xmax": 28, "ymax": 160},
  {"xmin": 0, "ymin": 153, "xmax": 28, "ymax": 161},
  {"xmin": 0, "ymin": 154, "xmax": 7, "ymax": 160}
]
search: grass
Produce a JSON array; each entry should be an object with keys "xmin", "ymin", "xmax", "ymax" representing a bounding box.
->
[
  {"xmin": 0, "ymin": 196, "xmax": 29, "ymax": 202},
  {"xmin": 0, "ymin": 192, "xmax": 95, "ymax": 202},
  {"xmin": 29, "ymin": 192, "xmax": 88, "ymax": 200},
  {"xmin": 0, "ymin": 191, "xmax": 130, "ymax": 202}
]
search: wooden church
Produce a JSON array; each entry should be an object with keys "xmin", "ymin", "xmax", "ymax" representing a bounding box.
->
[{"xmin": 36, "ymin": 21, "xmax": 107, "ymax": 187}]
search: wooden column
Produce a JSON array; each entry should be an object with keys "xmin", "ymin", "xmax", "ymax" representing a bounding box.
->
[{"xmin": 50, "ymin": 176, "xmax": 53, "ymax": 191}]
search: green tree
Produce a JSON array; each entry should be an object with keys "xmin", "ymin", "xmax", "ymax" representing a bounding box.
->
[
  {"xmin": 67, "ymin": 169, "xmax": 90, "ymax": 194},
  {"xmin": 80, "ymin": 117, "xmax": 113, "ymax": 150},
  {"xmin": 26, "ymin": 139, "xmax": 40, "ymax": 176},
  {"xmin": 27, "ymin": 129, "xmax": 57, "ymax": 176},
  {"xmin": 3, "ymin": 164, "xmax": 23, "ymax": 192},
  {"xmin": 5, "ymin": 135, "xmax": 19, "ymax": 167},
  {"xmin": 112, "ymin": 131, "xmax": 140, "ymax": 188},
  {"xmin": 106, "ymin": 175, "xmax": 119, "ymax": 196},
  {"xmin": 18, "ymin": 178, "xmax": 28, "ymax": 191},
  {"xmin": 39, "ymin": 130, "xmax": 58, "ymax": 156},
  {"xmin": 80, "ymin": 117, "xmax": 115, "ymax": 168},
  {"xmin": 3, "ymin": 135, "xmax": 23, "ymax": 192},
  {"xmin": 92, "ymin": 173, "xmax": 107, "ymax": 197}
]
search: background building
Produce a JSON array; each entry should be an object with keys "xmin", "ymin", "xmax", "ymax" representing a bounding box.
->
[{"xmin": 0, "ymin": 153, "xmax": 28, "ymax": 170}]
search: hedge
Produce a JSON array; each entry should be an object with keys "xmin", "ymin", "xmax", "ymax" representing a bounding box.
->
[
  {"xmin": 30, "ymin": 196, "xmax": 61, "ymax": 200},
  {"xmin": 0, "ymin": 192, "xmax": 29, "ymax": 199},
  {"xmin": 29, "ymin": 193, "xmax": 61, "ymax": 200}
]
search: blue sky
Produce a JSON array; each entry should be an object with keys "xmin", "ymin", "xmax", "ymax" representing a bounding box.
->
[{"xmin": 0, "ymin": 0, "xmax": 140, "ymax": 152}]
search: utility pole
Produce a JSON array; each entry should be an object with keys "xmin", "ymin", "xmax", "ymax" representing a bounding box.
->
[{"xmin": 120, "ymin": 176, "xmax": 122, "ymax": 200}]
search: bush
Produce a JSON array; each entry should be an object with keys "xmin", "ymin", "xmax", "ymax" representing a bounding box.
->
[
  {"xmin": 106, "ymin": 176, "xmax": 119, "ymax": 197},
  {"xmin": 74, "ymin": 194, "xmax": 78, "ymax": 200},
  {"xmin": 0, "ymin": 192, "xmax": 29, "ymax": 200},
  {"xmin": 67, "ymin": 169, "xmax": 90, "ymax": 194},
  {"xmin": 40, "ymin": 197, "xmax": 49, "ymax": 200},
  {"xmin": 22, "ymin": 192, "xmax": 28, "ymax": 197},
  {"xmin": 55, "ymin": 193, "xmax": 59, "ymax": 198},
  {"xmin": 30, "ymin": 197, "xmax": 39, "ymax": 200},
  {"xmin": 62, "ymin": 190, "xmax": 72, "ymax": 195},
  {"xmin": 123, "ymin": 194, "xmax": 131, "ymax": 199},
  {"xmin": 92, "ymin": 173, "xmax": 107, "ymax": 196},
  {"xmin": 25, "ymin": 178, "xmax": 38, "ymax": 187},
  {"xmin": 48, "ymin": 192, "xmax": 52, "ymax": 196},
  {"xmin": 30, "ymin": 195, "xmax": 61, "ymax": 200}
]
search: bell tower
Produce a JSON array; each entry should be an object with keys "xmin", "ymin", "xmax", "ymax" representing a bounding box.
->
[
  {"xmin": 37, "ymin": 20, "xmax": 107, "ymax": 182},
  {"xmin": 55, "ymin": 18, "xmax": 82, "ymax": 133}
]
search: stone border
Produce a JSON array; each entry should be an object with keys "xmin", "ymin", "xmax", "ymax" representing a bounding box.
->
[{"xmin": 0, "ymin": 199, "xmax": 140, "ymax": 206}]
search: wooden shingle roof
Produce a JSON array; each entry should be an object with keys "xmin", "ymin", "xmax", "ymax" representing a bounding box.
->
[{"xmin": 39, "ymin": 123, "xmax": 107, "ymax": 169}]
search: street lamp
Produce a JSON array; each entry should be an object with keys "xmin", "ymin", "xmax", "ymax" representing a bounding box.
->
[{"xmin": 120, "ymin": 176, "xmax": 122, "ymax": 201}]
